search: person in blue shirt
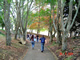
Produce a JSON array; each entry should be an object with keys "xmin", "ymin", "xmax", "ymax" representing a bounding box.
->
[{"xmin": 40, "ymin": 35, "xmax": 46, "ymax": 52}]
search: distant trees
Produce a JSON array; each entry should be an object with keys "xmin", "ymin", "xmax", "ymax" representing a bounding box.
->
[
  {"xmin": 11, "ymin": 0, "xmax": 34, "ymax": 41},
  {"xmin": 1, "ymin": 0, "xmax": 34, "ymax": 45}
]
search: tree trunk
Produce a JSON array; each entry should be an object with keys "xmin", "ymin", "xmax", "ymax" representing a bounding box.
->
[
  {"xmin": 5, "ymin": 26, "xmax": 11, "ymax": 46},
  {"xmin": 56, "ymin": 23, "xmax": 62, "ymax": 45},
  {"xmin": 50, "ymin": 33, "xmax": 53, "ymax": 42},
  {"xmin": 15, "ymin": 32, "xmax": 17, "ymax": 39},
  {"xmin": 18, "ymin": 29, "xmax": 21, "ymax": 38},
  {"xmin": 3, "ymin": 0, "xmax": 11, "ymax": 46},
  {"xmin": 23, "ymin": 30, "xmax": 26, "ymax": 41},
  {"xmin": 15, "ymin": 26, "xmax": 18, "ymax": 39},
  {"xmin": 37, "ymin": 2, "xmax": 40, "ymax": 34},
  {"xmin": 31, "ymin": 30, "xmax": 33, "ymax": 33},
  {"xmin": 56, "ymin": 32, "xmax": 62, "ymax": 45},
  {"xmin": 37, "ymin": 28, "xmax": 39, "ymax": 34},
  {"xmin": 48, "ymin": 28, "xmax": 50, "ymax": 36},
  {"xmin": 49, "ymin": 21, "xmax": 53, "ymax": 42},
  {"xmin": 49, "ymin": 16, "xmax": 53, "ymax": 42},
  {"xmin": 62, "ymin": 32, "xmax": 67, "ymax": 51}
]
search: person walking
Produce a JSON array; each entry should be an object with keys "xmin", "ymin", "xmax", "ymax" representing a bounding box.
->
[
  {"xmin": 31, "ymin": 35, "xmax": 35, "ymax": 49},
  {"xmin": 40, "ymin": 35, "xmax": 46, "ymax": 52},
  {"xmin": 29, "ymin": 34, "xmax": 32, "ymax": 41},
  {"xmin": 34, "ymin": 35, "xmax": 37, "ymax": 42},
  {"xmin": 27, "ymin": 34, "xmax": 29, "ymax": 40},
  {"xmin": 36, "ymin": 35, "xmax": 39, "ymax": 42}
]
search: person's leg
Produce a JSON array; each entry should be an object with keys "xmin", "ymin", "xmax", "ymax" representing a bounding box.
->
[
  {"xmin": 41, "ymin": 43, "xmax": 42, "ymax": 51},
  {"xmin": 41, "ymin": 43, "xmax": 44, "ymax": 52},
  {"xmin": 34, "ymin": 42, "xmax": 35, "ymax": 47},
  {"xmin": 37, "ymin": 38, "xmax": 38, "ymax": 42},
  {"xmin": 43, "ymin": 43, "xmax": 44, "ymax": 51},
  {"xmin": 32, "ymin": 41, "xmax": 34, "ymax": 49}
]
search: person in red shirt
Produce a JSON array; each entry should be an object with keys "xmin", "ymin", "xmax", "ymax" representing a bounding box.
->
[{"xmin": 31, "ymin": 35, "xmax": 35, "ymax": 49}]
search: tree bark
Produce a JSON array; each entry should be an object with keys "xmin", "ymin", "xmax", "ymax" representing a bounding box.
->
[
  {"xmin": 48, "ymin": 28, "xmax": 50, "ymax": 36},
  {"xmin": 56, "ymin": 23, "xmax": 62, "ymax": 45},
  {"xmin": 50, "ymin": 24, "xmax": 53, "ymax": 42},
  {"xmin": 23, "ymin": 30, "xmax": 26, "ymax": 41},
  {"xmin": 14, "ymin": 0, "xmax": 20, "ymax": 40},
  {"xmin": 3, "ymin": 0, "xmax": 11, "ymax": 46},
  {"xmin": 15, "ymin": 30, "xmax": 18, "ymax": 40},
  {"xmin": 62, "ymin": 32, "xmax": 67, "ymax": 51},
  {"xmin": 37, "ymin": 2, "xmax": 40, "ymax": 34},
  {"xmin": 5, "ymin": 26, "xmax": 11, "ymax": 46},
  {"xmin": 52, "ymin": 0, "xmax": 62, "ymax": 45}
]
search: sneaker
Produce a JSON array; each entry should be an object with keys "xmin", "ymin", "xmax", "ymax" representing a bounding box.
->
[{"xmin": 41, "ymin": 51, "xmax": 43, "ymax": 52}]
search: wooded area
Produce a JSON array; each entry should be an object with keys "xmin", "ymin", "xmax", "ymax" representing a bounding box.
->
[{"xmin": 0, "ymin": 0, "xmax": 80, "ymax": 60}]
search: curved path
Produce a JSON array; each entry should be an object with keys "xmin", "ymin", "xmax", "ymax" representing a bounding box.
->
[{"xmin": 23, "ymin": 42, "xmax": 56, "ymax": 60}]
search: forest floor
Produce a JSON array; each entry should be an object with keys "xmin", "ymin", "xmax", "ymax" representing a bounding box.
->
[
  {"xmin": 0, "ymin": 30, "xmax": 28, "ymax": 60},
  {"xmin": 45, "ymin": 37, "xmax": 80, "ymax": 60}
]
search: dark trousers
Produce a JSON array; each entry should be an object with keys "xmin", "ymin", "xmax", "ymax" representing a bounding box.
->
[{"xmin": 41, "ymin": 43, "xmax": 44, "ymax": 51}]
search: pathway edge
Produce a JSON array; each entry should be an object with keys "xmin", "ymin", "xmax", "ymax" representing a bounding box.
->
[
  {"xmin": 19, "ymin": 49, "xmax": 28, "ymax": 60},
  {"xmin": 45, "ymin": 46, "xmax": 58, "ymax": 60}
]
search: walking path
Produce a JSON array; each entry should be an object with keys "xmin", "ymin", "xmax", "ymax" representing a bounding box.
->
[{"xmin": 23, "ymin": 42, "xmax": 56, "ymax": 60}]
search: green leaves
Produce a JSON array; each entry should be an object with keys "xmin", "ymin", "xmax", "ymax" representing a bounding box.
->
[
  {"xmin": 45, "ymin": 0, "xmax": 57, "ymax": 6},
  {"xmin": 39, "ymin": 8, "xmax": 51, "ymax": 16},
  {"xmin": 7, "ymin": 0, "xmax": 11, "ymax": 4}
]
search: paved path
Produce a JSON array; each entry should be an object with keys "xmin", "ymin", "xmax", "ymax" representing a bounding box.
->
[{"xmin": 23, "ymin": 42, "xmax": 56, "ymax": 60}]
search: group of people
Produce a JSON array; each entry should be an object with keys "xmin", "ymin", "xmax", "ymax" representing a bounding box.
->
[
  {"xmin": 27, "ymin": 34, "xmax": 39, "ymax": 42},
  {"xmin": 27, "ymin": 34, "xmax": 46, "ymax": 52}
]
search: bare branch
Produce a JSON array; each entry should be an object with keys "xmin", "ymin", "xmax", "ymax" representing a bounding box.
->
[{"xmin": 69, "ymin": 1, "xmax": 80, "ymax": 30}]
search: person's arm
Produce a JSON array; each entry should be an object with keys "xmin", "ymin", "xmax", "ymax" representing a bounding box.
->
[{"xmin": 40, "ymin": 38, "xmax": 41, "ymax": 40}]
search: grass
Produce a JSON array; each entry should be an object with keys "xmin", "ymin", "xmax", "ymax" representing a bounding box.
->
[
  {"xmin": 40, "ymin": 28, "xmax": 46, "ymax": 32},
  {"xmin": 0, "ymin": 32, "xmax": 5, "ymax": 36},
  {"xmin": 56, "ymin": 49, "xmax": 61, "ymax": 53},
  {"xmin": 47, "ymin": 41, "xmax": 57, "ymax": 48},
  {"xmin": 0, "ymin": 29, "xmax": 5, "ymax": 31},
  {"xmin": 65, "ymin": 56, "xmax": 74, "ymax": 60}
]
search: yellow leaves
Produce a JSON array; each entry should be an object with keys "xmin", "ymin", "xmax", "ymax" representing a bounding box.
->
[
  {"xmin": 29, "ymin": 22, "xmax": 39, "ymax": 29},
  {"xmin": 29, "ymin": 13, "xmax": 57, "ymax": 29}
]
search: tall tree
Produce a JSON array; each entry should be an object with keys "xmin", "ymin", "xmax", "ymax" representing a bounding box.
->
[
  {"xmin": 60, "ymin": 0, "xmax": 80, "ymax": 51},
  {"xmin": 45, "ymin": 0, "xmax": 60, "ymax": 42},
  {"xmin": 20, "ymin": 0, "xmax": 33, "ymax": 41},
  {"xmin": 3, "ymin": 0, "xmax": 11, "ymax": 46}
]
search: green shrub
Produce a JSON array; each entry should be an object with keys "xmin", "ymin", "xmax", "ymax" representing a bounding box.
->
[{"xmin": 52, "ymin": 41, "xmax": 56, "ymax": 46}]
